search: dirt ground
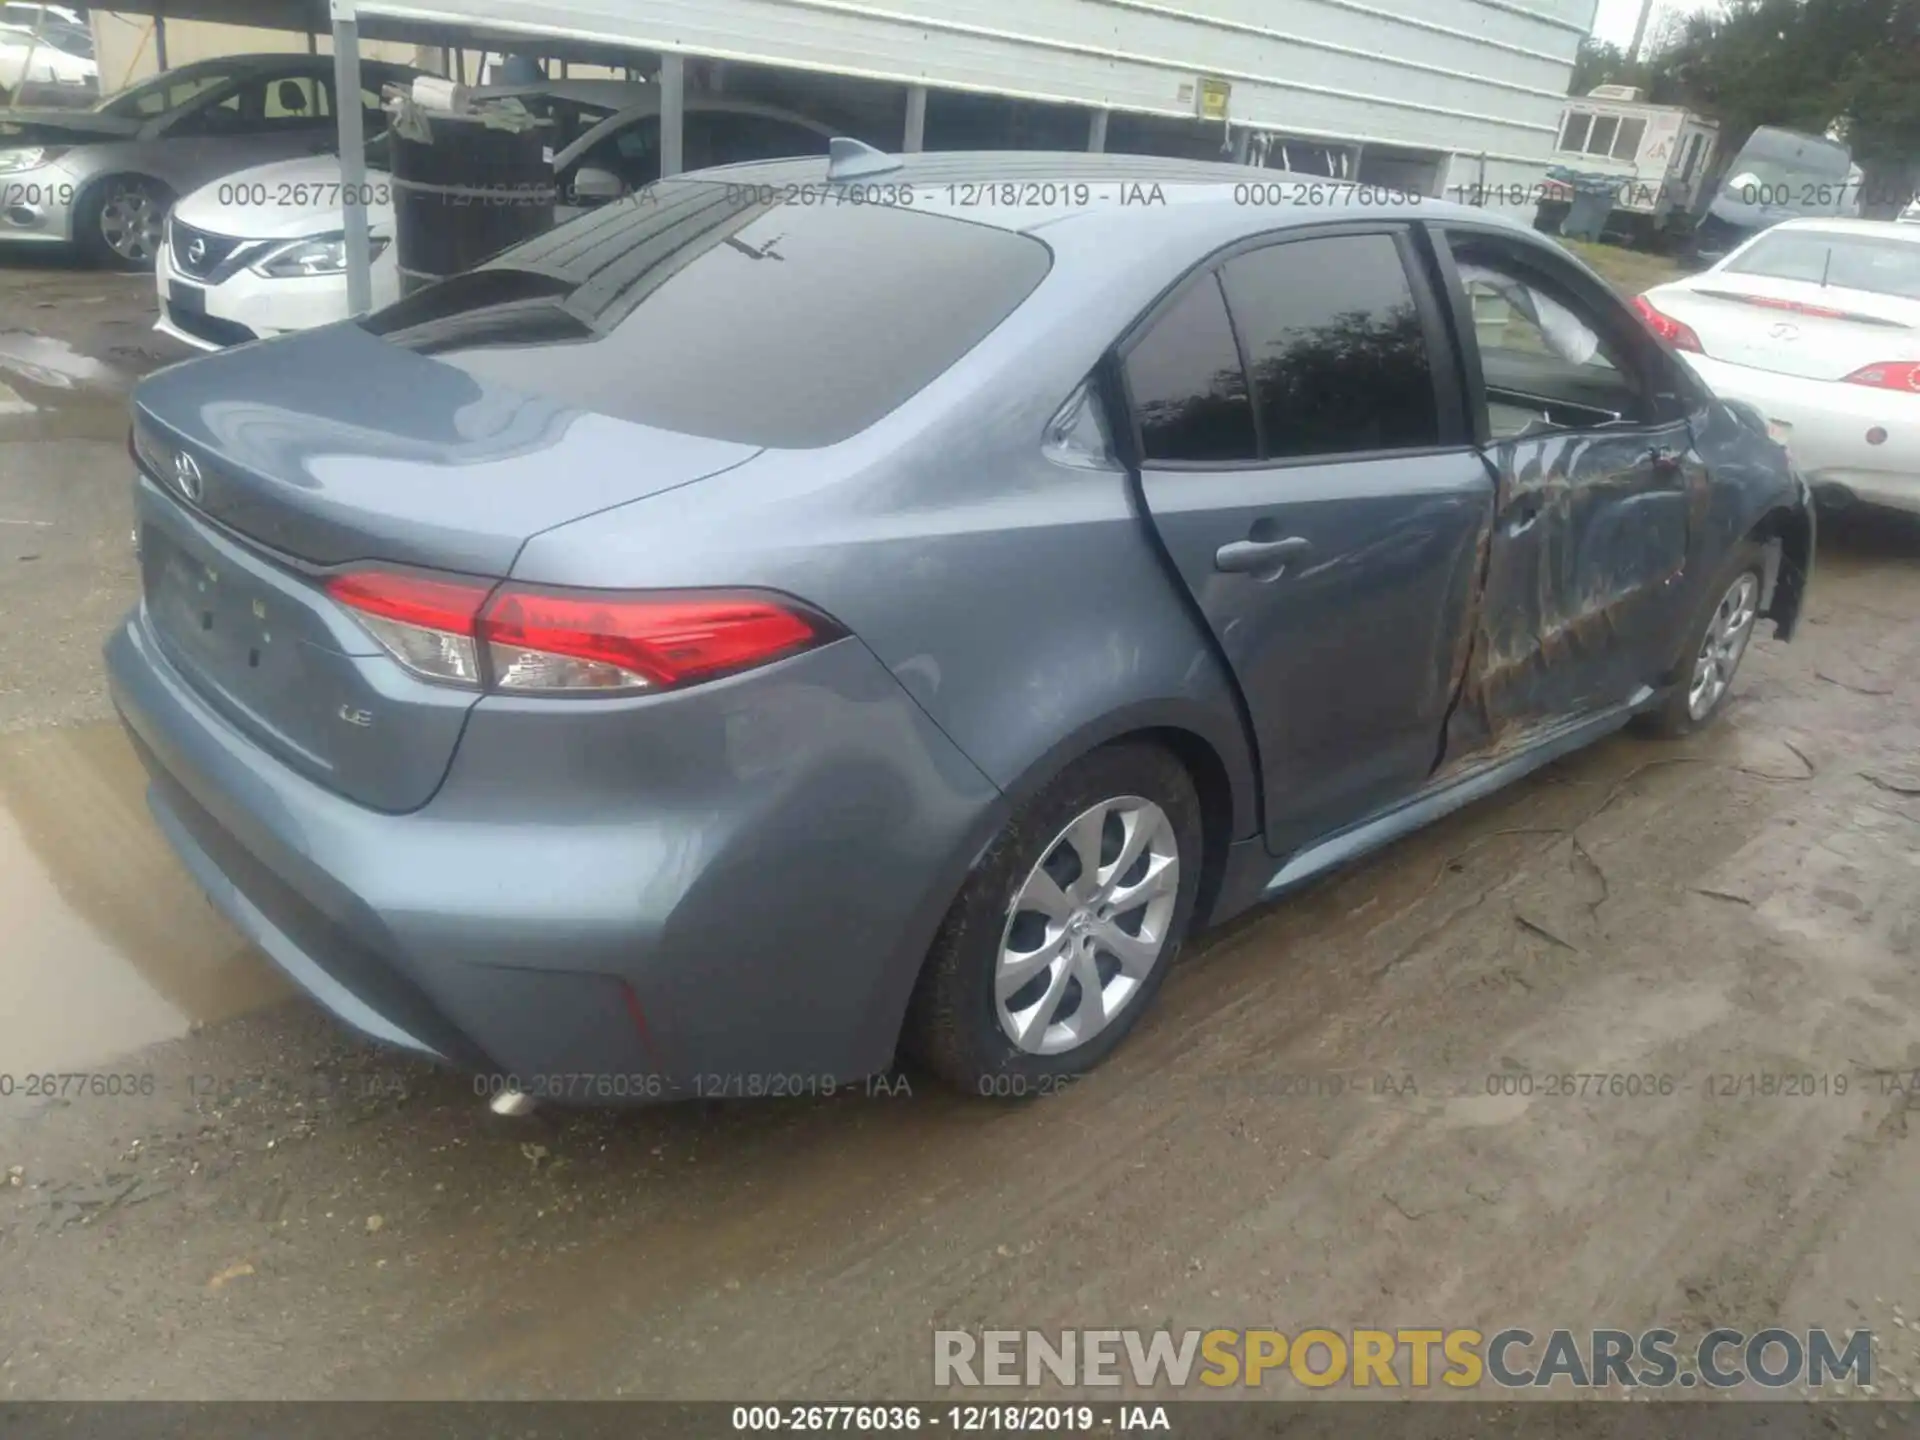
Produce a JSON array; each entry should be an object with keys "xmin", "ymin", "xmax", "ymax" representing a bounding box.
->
[{"xmin": 3, "ymin": 251, "xmax": 1920, "ymax": 1405}]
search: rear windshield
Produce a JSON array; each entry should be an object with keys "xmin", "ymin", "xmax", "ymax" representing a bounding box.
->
[
  {"xmin": 361, "ymin": 179, "xmax": 1053, "ymax": 448},
  {"xmin": 1727, "ymin": 231, "xmax": 1920, "ymax": 299}
]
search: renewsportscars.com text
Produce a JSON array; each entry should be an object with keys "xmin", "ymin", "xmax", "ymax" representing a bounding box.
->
[{"xmin": 934, "ymin": 1327, "xmax": 1873, "ymax": 1391}]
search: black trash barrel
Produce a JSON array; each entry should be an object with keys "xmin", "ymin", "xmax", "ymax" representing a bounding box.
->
[{"xmin": 389, "ymin": 111, "xmax": 555, "ymax": 296}]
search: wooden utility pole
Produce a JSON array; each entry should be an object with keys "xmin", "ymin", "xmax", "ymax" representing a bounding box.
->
[{"xmin": 1627, "ymin": 0, "xmax": 1659, "ymax": 63}]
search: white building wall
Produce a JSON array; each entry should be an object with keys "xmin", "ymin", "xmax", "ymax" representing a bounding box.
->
[
  {"xmin": 356, "ymin": 0, "xmax": 1595, "ymax": 188},
  {"xmin": 91, "ymin": 12, "xmax": 423, "ymax": 93}
]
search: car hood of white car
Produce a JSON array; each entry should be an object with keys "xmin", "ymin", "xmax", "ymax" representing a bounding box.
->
[{"xmin": 173, "ymin": 154, "xmax": 397, "ymax": 243}]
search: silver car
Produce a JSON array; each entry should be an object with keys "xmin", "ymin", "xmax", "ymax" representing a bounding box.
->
[
  {"xmin": 106, "ymin": 150, "xmax": 1812, "ymax": 1104},
  {"xmin": 0, "ymin": 53, "xmax": 422, "ymax": 267}
]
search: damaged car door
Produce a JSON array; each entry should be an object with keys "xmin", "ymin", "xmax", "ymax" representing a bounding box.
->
[
  {"xmin": 1120, "ymin": 224, "xmax": 1492, "ymax": 856},
  {"xmin": 1433, "ymin": 227, "xmax": 1698, "ymax": 758}
]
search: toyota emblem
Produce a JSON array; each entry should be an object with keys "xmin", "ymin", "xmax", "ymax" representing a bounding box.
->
[
  {"xmin": 187, "ymin": 236, "xmax": 207, "ymax": 265},
  {"xmin": 173, "ymin": 450, "xmax": 204, "ymax": 503}
]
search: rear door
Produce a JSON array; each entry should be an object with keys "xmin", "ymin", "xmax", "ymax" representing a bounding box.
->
[
  {"xmin": 1120, "ymin": 224, "xmax": 1493, "ymax": 856},
  {"xmin": 1432, "ymin": 227, "xmax": 1701, "ymax": 755}
]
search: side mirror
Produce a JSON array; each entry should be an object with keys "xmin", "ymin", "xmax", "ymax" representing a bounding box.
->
[{"xmin": 570, "ymin": 165, "xmax": 625, "ymax": 204}]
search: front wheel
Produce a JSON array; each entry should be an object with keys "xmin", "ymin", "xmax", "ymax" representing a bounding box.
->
[
  {"xmin": 78, "ymin": 175, "xmax": 172, "ymax": 270},
  {"xmin": 1638, "ymin": 542, "xmax": 1766, "ymax": 737},
  {"xmin": 905, "ymin": 742, "xmax": 1204, "ymax": 1096}
]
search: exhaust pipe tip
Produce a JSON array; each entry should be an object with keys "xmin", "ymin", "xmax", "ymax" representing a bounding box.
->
[{"xmin": 489, "ymin": 1089, "xmax": 537, "ymax": 1118}]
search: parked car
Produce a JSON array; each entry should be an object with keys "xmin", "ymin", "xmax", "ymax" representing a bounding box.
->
[
  {"xmin": 1689, "ymin": 128, "xmax": 1858, "ymax": 266},
  {"xmin": 0, "ymin": 2, "xmax": 90, "ymax": 59},
  {"xmin": 155, "ymin": 89, "xmax": 840, "ymax": 351},
  {"xmin": 1637, "ymin": 218, "xmax": 1920, "ymax": 515},
  {"xmin": 0, "ymin": 54, "xmax": 424, "ymax": 268},
  {"xmin": 0, "ymin": 18, "xmax": 95, "ymax": 99},
  {"xmin": 106, "ymin": 151, "xmax": 1812, "ymax": 1104}
]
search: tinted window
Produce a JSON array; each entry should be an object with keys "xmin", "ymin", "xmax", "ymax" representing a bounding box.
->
[
  {"xmin": 362, "ymin": 180, "xmax": 1052, "ymax": 448},
  {"xmin": 1123, "ymin": 274, "xmax": 1257, "ymax": 464},
  {"xmin": 1218, "ymin": 234, "xmax": 1440, "ymax": 459},
  {"xmin": 167, "ymin": 87, "xmax": 249, "ymax": 137}
]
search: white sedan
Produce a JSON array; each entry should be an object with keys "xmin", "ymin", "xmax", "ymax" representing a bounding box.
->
[
  {"xmin": 1635, "ymin": 218, "xmax": 1920, "ymax": 514},
  {"xmin": 0, "ymin": 18, "xmax": 95, "ymax": 94},
  {"xmin": 155, "ymin": 87, "xmax": 839, "ymax": 352}
]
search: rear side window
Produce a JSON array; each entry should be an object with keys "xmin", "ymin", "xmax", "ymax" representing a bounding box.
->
[
  {"xmin": 1218, "ymin": 234, "xmax": 1441, "ymax": 459},
  {"xmin": 362, "ymin": 181, "xmax": 1052, "ymax": 448},
  {"xmin": 1123, "ymin": 274, "xmax": 1258, "ymax": 464}
]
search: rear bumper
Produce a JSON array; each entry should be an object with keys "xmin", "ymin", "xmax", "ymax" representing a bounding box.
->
[
  {"xmin": 106, "ymin": 602, "xmax": 1003, "ymax": 1101},
  {"xmin": 1684, "ymin": 353, "xmax": 1920, "ymax": 514}
]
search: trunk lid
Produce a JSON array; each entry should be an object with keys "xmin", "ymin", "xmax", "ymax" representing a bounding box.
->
[
  {"xmin": 131, "ymin": 322, "xmax": 761, "ymax": 575},
  {"xmin": 1654, "ymin": 274, "xmax": 1920, "ymax": 381},
  {"xmin": 130, "ymin": 323, "xmax": 761, "ymax": 812}
]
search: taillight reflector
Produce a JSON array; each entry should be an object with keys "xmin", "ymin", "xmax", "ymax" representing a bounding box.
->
[
  {"xmin": 1843, "ymin": 361, "xmax": 1920, "ymax": 394},
  {"xmin": 1633, "ymin": 295, "xmax": 1704, "ymax": 354}
]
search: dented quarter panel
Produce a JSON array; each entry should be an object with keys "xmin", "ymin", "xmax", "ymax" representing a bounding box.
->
[{"xmin": 1673, "ymin": 397, "xmax": 1816, "ymax": 652}]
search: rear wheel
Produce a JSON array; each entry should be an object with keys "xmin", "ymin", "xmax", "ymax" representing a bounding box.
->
[
  {"xmin": 78, "ymin": 175, "xmax": 171, "ymax": 270},
  {"xmin": 906, "ymin": 742, "xmax": 1203, "ymax": 1096},
  {"xmin": 1638, "ymin": 541, "xmax": 1766, "ymax": 737}
]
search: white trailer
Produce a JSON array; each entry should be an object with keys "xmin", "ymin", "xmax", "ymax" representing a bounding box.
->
[{"xmin": 1542, "ymin": 84, "xmax": 1721, "ymax": 241}]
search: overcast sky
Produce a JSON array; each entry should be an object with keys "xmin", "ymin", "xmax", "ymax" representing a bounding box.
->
[{"xmin": 1589, "ymin": 0, "xmax": 1722, "ymax": 47}]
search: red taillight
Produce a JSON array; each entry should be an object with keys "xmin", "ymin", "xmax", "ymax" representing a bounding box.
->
[
  {"xmin": 1843, "ymin": 361, "xmax": 1920, "ymax": 394},
  {"xmin": 480, "ymin": 590, "xmax": 824, "ymax": 692},
  {"xmin": 325, "ymin": 570, "xmax": 489, "ymax": 633},
  {"xmin": 325, "ymin": 570, "xmax": 831, "ymax": 694},
  {"xmin": 325, "ymin": 570, "xmax": 489, "ymax": 686},
  {"xmin": 1633, "ymin": 295, "xmax": 1704, "ymax": 354}
]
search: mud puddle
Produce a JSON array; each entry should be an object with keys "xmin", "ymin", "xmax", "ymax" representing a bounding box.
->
[
  {"xmin": 0, "ymin": 331, "xmax": 122, "ymax": 393},
  {"xmin": 0, "ymin": 723, "xmax": 288, "ymax": 1081}
]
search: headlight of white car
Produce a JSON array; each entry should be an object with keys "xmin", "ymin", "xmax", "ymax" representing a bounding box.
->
[
  {"xmin": 252, "ymin": 232, "xmax": 391, "ymax": 278},
  {"xmin": 0, "ymin": 146, "xmax": 64, "ymax": 173}
]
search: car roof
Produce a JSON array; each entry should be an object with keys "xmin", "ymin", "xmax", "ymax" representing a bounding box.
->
[{"xmin": 1761, "ymin": 217, "xmax": 1920, "ymax": 244}]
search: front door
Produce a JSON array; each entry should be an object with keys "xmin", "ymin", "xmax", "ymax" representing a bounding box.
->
[
  {"xmin": 1434, "ymin": 227, "xmax": 1698, "ymax": 758},
  {"xmin": 1120, "ymin": 225, "xmax": 1494, "ymax": 856}
]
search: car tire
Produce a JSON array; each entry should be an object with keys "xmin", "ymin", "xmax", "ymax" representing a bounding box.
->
[
  {"xmin": 1636, "ymin": 539, "xmax": 1767, "ymax": 738},
  {"xmin": 77, "ymin": 174, "xmax": 172, "ymax": 271},
  {"xmin": 905, "ymin": 741, "xmax": 1204, "ymax": 1097}
]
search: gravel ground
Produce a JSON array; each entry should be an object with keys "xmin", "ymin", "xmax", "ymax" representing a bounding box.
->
[{"xmin": 3, "ymin": 255, "xmax": 1920, "ymax": 1405}]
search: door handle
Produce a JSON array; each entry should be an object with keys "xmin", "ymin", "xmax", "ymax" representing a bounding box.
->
[{"xmin": 1215, "ymin": 535, "xmax": 1312, "ymax": 578}]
